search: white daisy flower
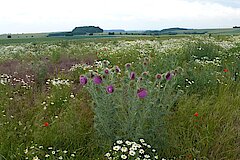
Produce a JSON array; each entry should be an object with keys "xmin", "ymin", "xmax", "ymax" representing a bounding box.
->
[
  {"xmin": 113, "ymin": 145, "xmax": 121, "ymax": 151},
  {"xmin": 139, "ymin": 149, "xmax": 145, "ymax": 154},
  {"xmin": 144, "ymin": 154, "xmax": 150, "ymax": 158},
  {"xmin": 129, "ymin": 150, "xmax": 136, "ymax": 156},
  {"xmin": 116, "ymin": 140, "xmax": 123, "ymax": 144},
  {"xmin": 121, "ymin": 155, "xmax": 127, "ymax": 159},
  {"xmin": 121, "ymin": 146, "xmax": 128, "ymax": 152}
]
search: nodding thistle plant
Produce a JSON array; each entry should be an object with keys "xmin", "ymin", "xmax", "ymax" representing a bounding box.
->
[
  {"xmin": 105, "ymin": 138, "xmax": 159, "ymax": 160},
  {"xmin": 79, "ymin": 62, "xmax": 183, "ymax": 150}
]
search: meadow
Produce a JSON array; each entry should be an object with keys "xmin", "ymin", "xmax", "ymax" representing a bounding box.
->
[{"xmin": 0, "ymin": 35, "xmax": 239, "ymax": 160}]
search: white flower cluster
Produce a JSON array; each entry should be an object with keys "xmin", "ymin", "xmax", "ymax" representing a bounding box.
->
[
  {"xmin": 0, "ymin": 74, "xmax": 11, "ymax": 85},
  {"xmin": 0, "ymin": 74, "xmax": 33, "ymax": 88},
  {"xmin": 69, "ymin": 63, "xmax": 93, "ymax": 72},
  {"xmin": 24, "ymin": 142, "xmax": 76, "ymax": 159},
  {"xmin": 46, "ymin": 78, "xmax": 71, "ymax": 86},
  {"xmin": 0, "ymin": 43, "xmax": 63, "ymax": 61},
  {"xmin": 105, "ymin": 139, "xmax": 160, "ymax": 160},
  {"xmin": 69, "ymin": 60, "xmax": 111, "ymax": 73},
  {"xmin": 185, "ymin": 78, "xmax": 195, "ymax": 88},
  {"xmin": 193, "ymin": 56, "xmax": 222, "ymax": 67}
]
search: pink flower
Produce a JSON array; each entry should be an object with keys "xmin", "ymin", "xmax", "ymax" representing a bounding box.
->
[
  {"xmin": 137, "ymin": 88, "xmax": 148, "ymax": 99},
  {"xmin": 79, "ymin": 76, "xmax": 88, "ymax": 85},
  {"xmin": 106, "ymin": 85, "xmax": 114, "ymax": 93},
  {"xmin": 93, "ymin": 76, "xmax": 102, "ymax": 84},
  {"xmin": 104, "ymin": 69, "xmax": 110, "ymax": 75}
]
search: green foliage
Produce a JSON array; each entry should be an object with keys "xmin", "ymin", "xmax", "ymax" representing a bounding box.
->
[
  {"xmin": 33, "ymin": 61, "xmax": 48, "ymax": 89},
  {"xmin": 179, "ymin": 40, "xmax": 221, "ymax": 63},
  {"xmin": 81, "ymin": 64, "xmax": 183, "ymax": 151},
  {"xmin": 0, "ymin": 85, "xmax": 38, "ymax": 159},
  {"xmin": 166, "ymin": 84, "xmax": 240, "ymax": 159}
]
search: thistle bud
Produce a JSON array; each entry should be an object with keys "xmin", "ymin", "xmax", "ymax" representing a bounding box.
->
[
  {"xmin": 155, "ymin": 74, "xmax": 162, "ymax": 80},
  {"xmin": 130, "ymin": 72, "xmax": 136, "ymax": 80},
  {"xmin": 165, "ymin": 72, "xmax": 172, "ymax": 81}
]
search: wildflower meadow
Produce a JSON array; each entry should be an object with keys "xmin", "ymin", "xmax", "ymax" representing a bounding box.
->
[{"xmin": 0, "ymin": 35, "xmax": 239, "ymax": 159}]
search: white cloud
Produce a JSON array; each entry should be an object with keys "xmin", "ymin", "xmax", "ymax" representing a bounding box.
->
[{"xmin": 1, "ymin": 0, "xmax": 240, "ymax": 33}]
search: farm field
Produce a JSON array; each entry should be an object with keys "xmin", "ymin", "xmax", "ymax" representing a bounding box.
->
[
  {"xmin": 158, "ymin": 28, "xmax": 240, "ymax": 35},
  {"xmin": 0, "ymin": 35, "xmax": 239, "ymax": 160}
]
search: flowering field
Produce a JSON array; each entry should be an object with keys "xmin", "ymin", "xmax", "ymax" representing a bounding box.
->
[{"xmin": 0, "ymin": 35, "xmax": 239, "ymax": 160}]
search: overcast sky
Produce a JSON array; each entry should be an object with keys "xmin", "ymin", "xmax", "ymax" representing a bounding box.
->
[{"xmin": 1, "ymin": 0, "xmax": 240, "ymax": 34}]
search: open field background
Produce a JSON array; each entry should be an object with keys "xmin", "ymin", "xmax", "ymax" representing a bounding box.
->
[
  {"xmin": 158, "ymin": 28, "xmax": 240, "ymax": 35},
  {"xmin": 1, "ymin": 27, "xmax": 240, "ymax": 42},
  {"xmin": 0, "ymin": 34, "xmax": 239, "ymax": 159}
]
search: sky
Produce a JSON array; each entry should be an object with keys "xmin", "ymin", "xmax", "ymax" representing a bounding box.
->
[{"xmin": 1, "ymin": 0, "xmax": 240, "ymax": 34}]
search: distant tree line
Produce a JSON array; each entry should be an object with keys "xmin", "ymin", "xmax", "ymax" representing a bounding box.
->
[{"xmin": 233, "ymin": 26, "xmax": 240, "ymax": 28}]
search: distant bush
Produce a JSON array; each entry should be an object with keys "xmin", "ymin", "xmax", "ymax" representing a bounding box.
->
[
  {"xmin": 48, "ymin": 32, "xmax": 73, "ymax": 37},
  {"xmin": 233, "ymin": 26, "xmax": 240, "ymax": 28},
  {"xmin": 108, "ymin": 32, "xmax": 114, "ymax": 35}
]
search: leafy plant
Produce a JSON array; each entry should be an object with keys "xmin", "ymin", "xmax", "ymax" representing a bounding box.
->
[{"xmin": 80, "ymin": 63, "xmax": 184, "ymax": 150}]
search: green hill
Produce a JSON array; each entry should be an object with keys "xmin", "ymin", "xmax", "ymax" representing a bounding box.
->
[
  {"xmin": 144, "ymin": 27, "xmax": 240, "ymax": 35},
  {"xmin": 72, "ymin": 26, "xmax": 103, "ymax": 35},
  {"xmin": 47, "ymin": 26, "xmax": 103, "ymax": 37}
]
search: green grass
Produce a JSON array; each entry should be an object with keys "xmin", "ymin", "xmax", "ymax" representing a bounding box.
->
[{"xmin": 166, "ymin": 83, "xmax": 240, "ymax": 159}]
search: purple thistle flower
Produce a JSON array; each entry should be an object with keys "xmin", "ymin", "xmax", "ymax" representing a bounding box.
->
[
  {"xmin": 106, "ymin": 85, "xmax": 114, "ymax": 94},
  {"xmin": 137, "ymin": 88, "xmax": 148, "ymax": 99},
  {"xmin": 104, "ymin": 69, "xmax": 110, "ymax": 75},
  {"xmin": 130, "ymin": 72, "xmax": 136, "ymax": 80},
  {"xmin": 165, "ymin": 72, "xmax": 172, "ymax": 81},
  {"xmin": 93, "ymin": 75, "xmax": 102, "ymax": 84},
  {"xmin": 79, "ymin": 76, "xmax": 88, "ymax": 85}
]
